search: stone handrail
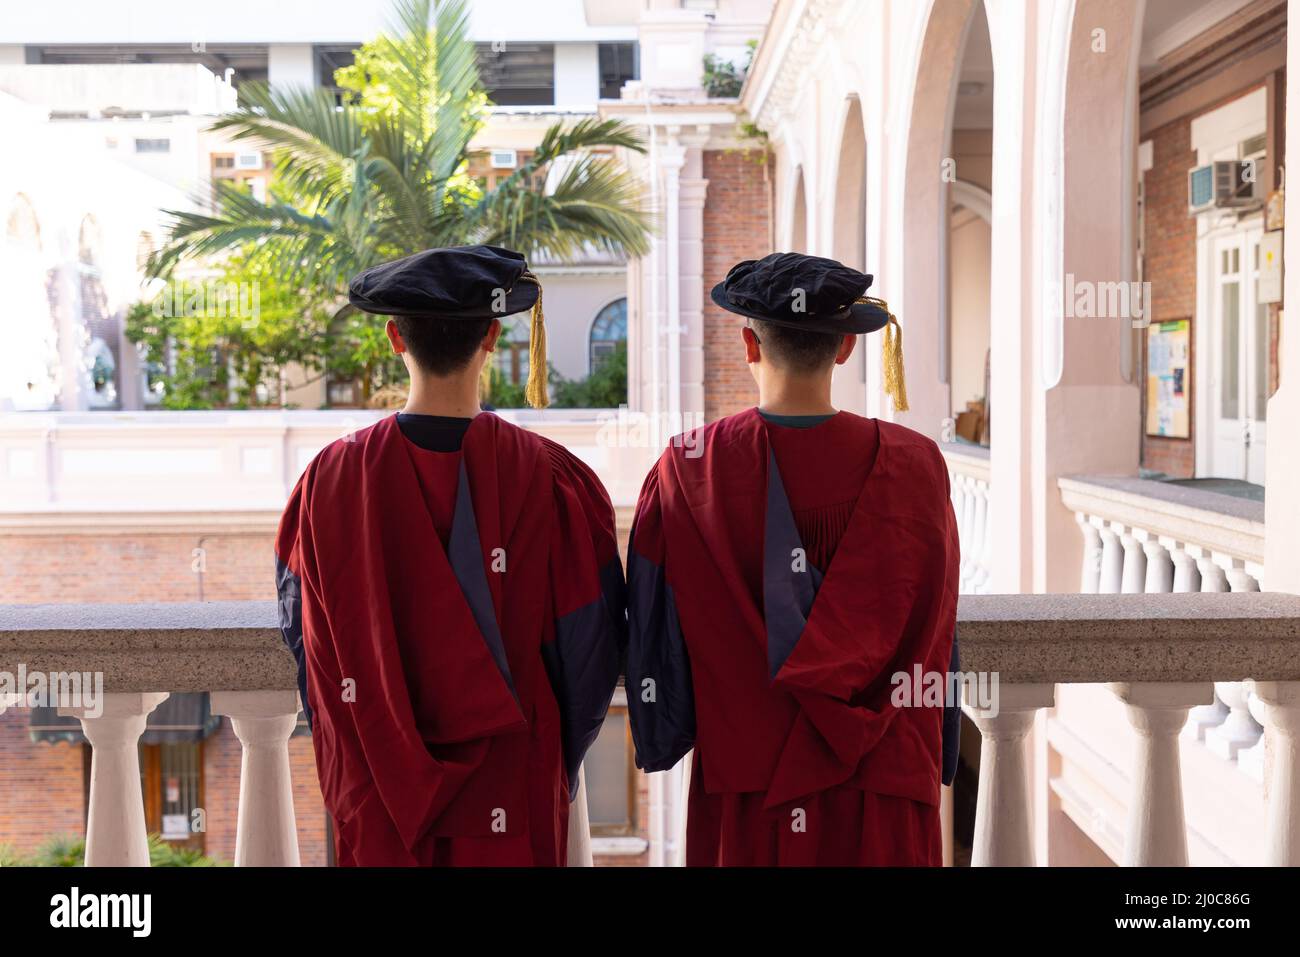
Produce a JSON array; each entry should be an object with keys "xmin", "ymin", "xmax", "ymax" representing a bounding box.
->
[{"xmin": 3, "ymin": 594, "xmax": 1299, "ymax": 867}]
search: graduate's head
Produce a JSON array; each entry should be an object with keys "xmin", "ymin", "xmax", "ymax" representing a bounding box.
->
[
  {"xmin": 385, "ymin": 316, "xmax": 499, "ymax": 377},
  {"xmin": 349, "ymin": 245, "xmax": 551, "ymax": 407},
  {"xmin": 711, "ymin": 252, "xmax": 909, "ymax": 410},
  {"xmin": 742, "ymin": 320, "xmax": 854, "ymax": 375}
]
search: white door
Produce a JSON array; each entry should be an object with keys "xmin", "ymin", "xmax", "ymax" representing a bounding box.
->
[{"xmin": 1208, "ymin": 224, "xmax": 1268, "ymax": 483}]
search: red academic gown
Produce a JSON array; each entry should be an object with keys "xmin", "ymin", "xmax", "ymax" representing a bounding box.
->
[
  {"xmin": 625, "ymin": 408, "xmax": 959, "ymax": 866},
  {"xmin": 274, "ymin": 413, "xmax": 624, "ymax": 866}
]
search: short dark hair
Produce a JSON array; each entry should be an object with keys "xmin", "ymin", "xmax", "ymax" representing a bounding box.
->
[
  {"xmin": 394, "ymin": 316, "xmax": 493, "ymax": 375},
  {"xmin": 750, "ymin": 319, "xmax": 844, "ymax": 373}
]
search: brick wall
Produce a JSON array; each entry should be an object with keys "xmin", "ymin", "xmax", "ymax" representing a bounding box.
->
[
  {"xmin": 1141, "ymin": 117, "xmax": 1198, "ymax": 478},
  {"xmin": 0, "ymin": 713, "xmax": 84, "ymax": 857},
  {"xmin": 702, "ymin": 149, "xmax": 771, "ymax": 422}
]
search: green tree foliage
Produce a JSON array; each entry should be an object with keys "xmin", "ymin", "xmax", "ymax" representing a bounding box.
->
[
  {"xmin": 127, "ymin": 252, "xmax": 334, "ymax": 409},
  {"xmin": 549, "ymin": 341, "xmax": 628, "ymax": 409},
  {"xmin": 143, "ymin": 0, "xmax": 651, "ymax": 408}
]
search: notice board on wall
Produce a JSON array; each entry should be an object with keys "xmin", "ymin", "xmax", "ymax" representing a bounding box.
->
[{"xmin": 1146, "ymin": 318, "xmax": 1191, "ymax": 438}]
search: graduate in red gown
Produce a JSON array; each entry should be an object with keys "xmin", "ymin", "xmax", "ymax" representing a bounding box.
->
[
  {"xmin": 626, "ymin": 253, "xmax": 961, "ymax": 866},
  {"xmin": 275, "ymin": 245, "xmax": 624, "ymax": 866}
]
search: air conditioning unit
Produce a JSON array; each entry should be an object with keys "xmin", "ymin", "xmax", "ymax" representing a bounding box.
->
[
  {"xmin": 1187, "ymin": 160, "xmax": 1258, "ymax": 214},
  {"xmin": 234, "ymin": 152, "xmax": 264, "ymax": 170},
  {"xmin": 490, "ymin": 149, "xmax": 518, "ymax": 169}
]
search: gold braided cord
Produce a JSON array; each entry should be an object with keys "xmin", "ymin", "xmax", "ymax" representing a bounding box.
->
[
  {"xmin": 857, "ymin": 296, "xmax": 909, "ymax": 413},
  {"xmin": 519, "ymin": 271, "xmax": 549, "ymax": 409}
]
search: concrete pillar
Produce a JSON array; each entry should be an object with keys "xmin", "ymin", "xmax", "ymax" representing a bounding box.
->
[
  {"xmin": 1265, "ymin": 6, "xmax": 1300, "ymax": 593},
  {"xmin": 554, "ymin": 42, "xmax": 599, "ymax": 107},
  {"xmin": 268, "ymin": 43, "xmax": 317, "ymax": 91}
]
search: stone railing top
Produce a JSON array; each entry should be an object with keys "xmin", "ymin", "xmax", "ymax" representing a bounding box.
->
[
  {"xmin": 1058, "ymin": 474, "xmax": 1265, "ymax": 564},
  {"xmin": 3, "ymin": 593, "xmax": 1300, "ymax": 693},
  {"xmin": 958, "ymin": 592, "xmax": 1300, "ymax": 683},
  {"xmin": 0, "ymin": 601, "xmax": 292, "ymax": 693},
  {"xmin": 940, "ymin": 442, "xmax": 991, "ymax": 482}
]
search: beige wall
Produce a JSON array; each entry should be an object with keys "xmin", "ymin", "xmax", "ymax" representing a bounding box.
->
[{"xmin": 949, "ymin": 207, "xmax": 991, "ymax": 415}]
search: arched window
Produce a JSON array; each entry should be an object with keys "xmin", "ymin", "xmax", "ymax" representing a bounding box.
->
[
  {"xmin": 495, "ymin": 319, "xmax": 532, "ymax": 385},
  {"xmin": 589, "ymin": 298, "xmax": 627, "ymax": 372},
  {"xmin": 5, "ymin": 194, "xmax": 41, "ymax": 249}
]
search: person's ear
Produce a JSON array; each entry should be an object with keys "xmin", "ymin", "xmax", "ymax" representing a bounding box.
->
[
  {"xmin": 483, "ymin": 319, "xmax": 502, "ymax": 353},
  {"xmin": 833, "ymin": 333, "xmax": 857, "ymax": 366},
  {"xmin": 742, "ymin": 325, "xmax": 762, "ymax": 364},
  {"xmin": 385, "ymin": 319, "xmax": 405, "ymax": 355}
]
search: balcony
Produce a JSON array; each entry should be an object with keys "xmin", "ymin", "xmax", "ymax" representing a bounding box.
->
[{"xmin": 2, "ymin": 594, "xmax": 1298, "ymax": 867}]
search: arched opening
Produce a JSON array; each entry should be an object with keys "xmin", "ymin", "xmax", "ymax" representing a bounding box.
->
[
  {"xmin": 947, "ymin": 1, "xmax": 993, "ymax": 446},
  {"xmin": 829, "ymin": 97, "xmax": 867, "ymax": 412},
  {"xmin": 899, "ymin": 0, "xmax": 990, "ymax": 440},
  {"xmin": 77, "ymin": 214, "xmax": 118, "ymax": 409},
  {"xmin": 2, "ymin": 194, "xmax": 59, "ymax": 411}
]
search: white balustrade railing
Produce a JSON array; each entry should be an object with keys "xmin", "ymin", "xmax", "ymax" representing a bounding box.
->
[
  {"xmin": 7, "ymin": 593, "xmax": 1300, "ymax": 867},
  {"xmin": 1059, "ymin": 475, "xmax": 1268, "ymax": 779},
  {"xmin": 958, "ymin": 592, "xmax": 1300, "ymax": 867},
  {"xmin": 0, "ymin": 601, "xmax": 594, "ymax": 867},
  {"xmin": 941, "ymin": 443, "xmax": 992, "ymax": 595}
]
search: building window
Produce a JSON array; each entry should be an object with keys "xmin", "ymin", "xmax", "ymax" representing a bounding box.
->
[
  {"xmin": 584, "ymin": 698, "xmax": 637, "ymax": 836},
  {"xmin": 213, "ymin": 155, "xmax": 235, "ymax": 169},
  {"xmin": 134, "ymin": 138, "xmax": 171, "ymax": 154},
  {"xmin": 476, "ymin": 43, "xmax": 555, "ymax": 106},
  {"xmin": 141, "ymin": 741, "xmax": 204, "ymax": 845},
  {"xmin": 495, "ymin": 319, "xmax": 532, "ymax": 385},
  {"xmin": 589, "ymin": 298, "xmax": 627, "ymax": 371},
  {"xmin": 598, "ymin": 42, "xmax": 638, "ymax": 99}
]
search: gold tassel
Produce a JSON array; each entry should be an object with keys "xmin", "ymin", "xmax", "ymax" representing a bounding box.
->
[
  {"xmin": 859, "ymin": 296, "xmax": 909, "ymax": 413},
  {"xmin": 520, "ymin": 271, "xmax": 549, "ymax": 409}
]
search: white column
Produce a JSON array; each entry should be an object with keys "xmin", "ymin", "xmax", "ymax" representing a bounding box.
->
[
  {"xmin": 969, "ymin": 484, "xmax": 990, "ymax": 593},
  {"xmin": 62, "ymin": 692, "xmax": 168, "ymax": 867},
  {"xmin": 210, "ymin": 690, "xmax": 301, "ymax": 867},
  {"xmin": 1098, "ymin": 523, "xmax": 1124, "ymax": 594},
  {"xmin": 1138, "ymin": 532, "xmax": 1173, "ymax": 593},
  {"xmin": 1077, "ymin": 513, "xmax": 1103, "ymax": 594},
  {"xmin": 1253, "ymin": 682, "xmax": 1300, "ymax": 865},
  {"xmin": 966, "ymin": 683, "xmax": 1055, "ymax": 866},
  {"xmin": 1238, "ymin": 688, "xmax": 1268, "ymax": 782},
  {"xmin": 267, "ymin": 43, "xmax": 317, "ymax": 90},
  {"xmin": 1119, "ymin": 526, "xmax": 1147, "ymax": 594},
  {"xmin": 1165, "ymin": 539, "xmax": 1201, "ymax": 593},
  {"xmin": 566, "ymin": 765, "xmax": 593, "ymax": 867},
  {"xmin": 1110, "ymin": 682, "xmax": 1212, "ymax": 866}
]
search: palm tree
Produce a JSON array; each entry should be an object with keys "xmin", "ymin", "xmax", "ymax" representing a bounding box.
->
[{"xmin": 149, "ymin": 0, "xmax": 651, "ymax": 298}]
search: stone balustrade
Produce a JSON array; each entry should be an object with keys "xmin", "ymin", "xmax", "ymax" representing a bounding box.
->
[
  {"xmin": 958, "ymin": 591, "xmax": 1300, "ymax": 866},
  {"xmin": 941, "ymin": 443, "xmax": 992, "ymax": 595},
  {"xmin": 5, "ymin": 593, "xmax": 1300, "ymax": 866},
  {"xmin": 0, "ymin": 601, "xmax": 594, "ymax": 867},
  {"xmin": 1059, "ymin": 475, "xmax": 1269, "ymax": 781}
]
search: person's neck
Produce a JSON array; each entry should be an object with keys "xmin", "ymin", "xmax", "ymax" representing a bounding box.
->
[
  {"xmin": 756, "ymin": 374, "xmax": 837, "ymax": 417},
  {"xmin": 401, "ymin": 372, "xmax": 481, "ymax": 419}
]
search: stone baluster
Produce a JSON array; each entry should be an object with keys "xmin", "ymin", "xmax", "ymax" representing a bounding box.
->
[
  {"xmin": 966, "ymin": 683, "xmax": 1055, "ymax": 866},
  {"xmin": 1136, "ymin": 531, "xmax": 1173, "ymax": 593},
  {"xmin": 1098, "ymin": 523, "xmax": 1124, "ymax": 594},
  {"xmin": 975, "ymin": 495, "xmax": 995, "ymax": 594},
  {"xmin": 1203, "ymin": 561, "xmax": 1263, "ymax": 761},
  {"xmin": 566, "ymin": 764, "xmax": 593, "ymax": 866},
  {"xmin": 957, "ymin": 477, "xmax": 975, "ymax": 591},
  {"xmin": 210, "ymin": 690, "xmax": 303, "ymax": 866},
  {"xmin": 1207, "ymin": 679, "xmax": 1263, "ymax": 761},
  {"xmin": 1253, "ymin": 682, "xmax": 1300, "ymax": 866},
  {"xmin": 1110, "ymin": 682, "xmax": 1213, "ymax": 866},
  {"xmin": 61, "ymin": 692, "xmax": 168, "ymax": 866},
  {"xmin": 1164, "ymin": 539, "xmax": 1202, "ymax": 593},
  {"xmin": 1237, "ymin": 687, "xmax": 1267, "ymax": 783},
  {"xmin": 1077, "ymin": 513, "xmax": 1103, "ymax": 594},
  {"xmin": 1119, "ymin": 526, "xmax": 1147, "ymax": 594},
  {"xmin": 969, "ymin": 483, "xmax": 990, "ymax": 594}
]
